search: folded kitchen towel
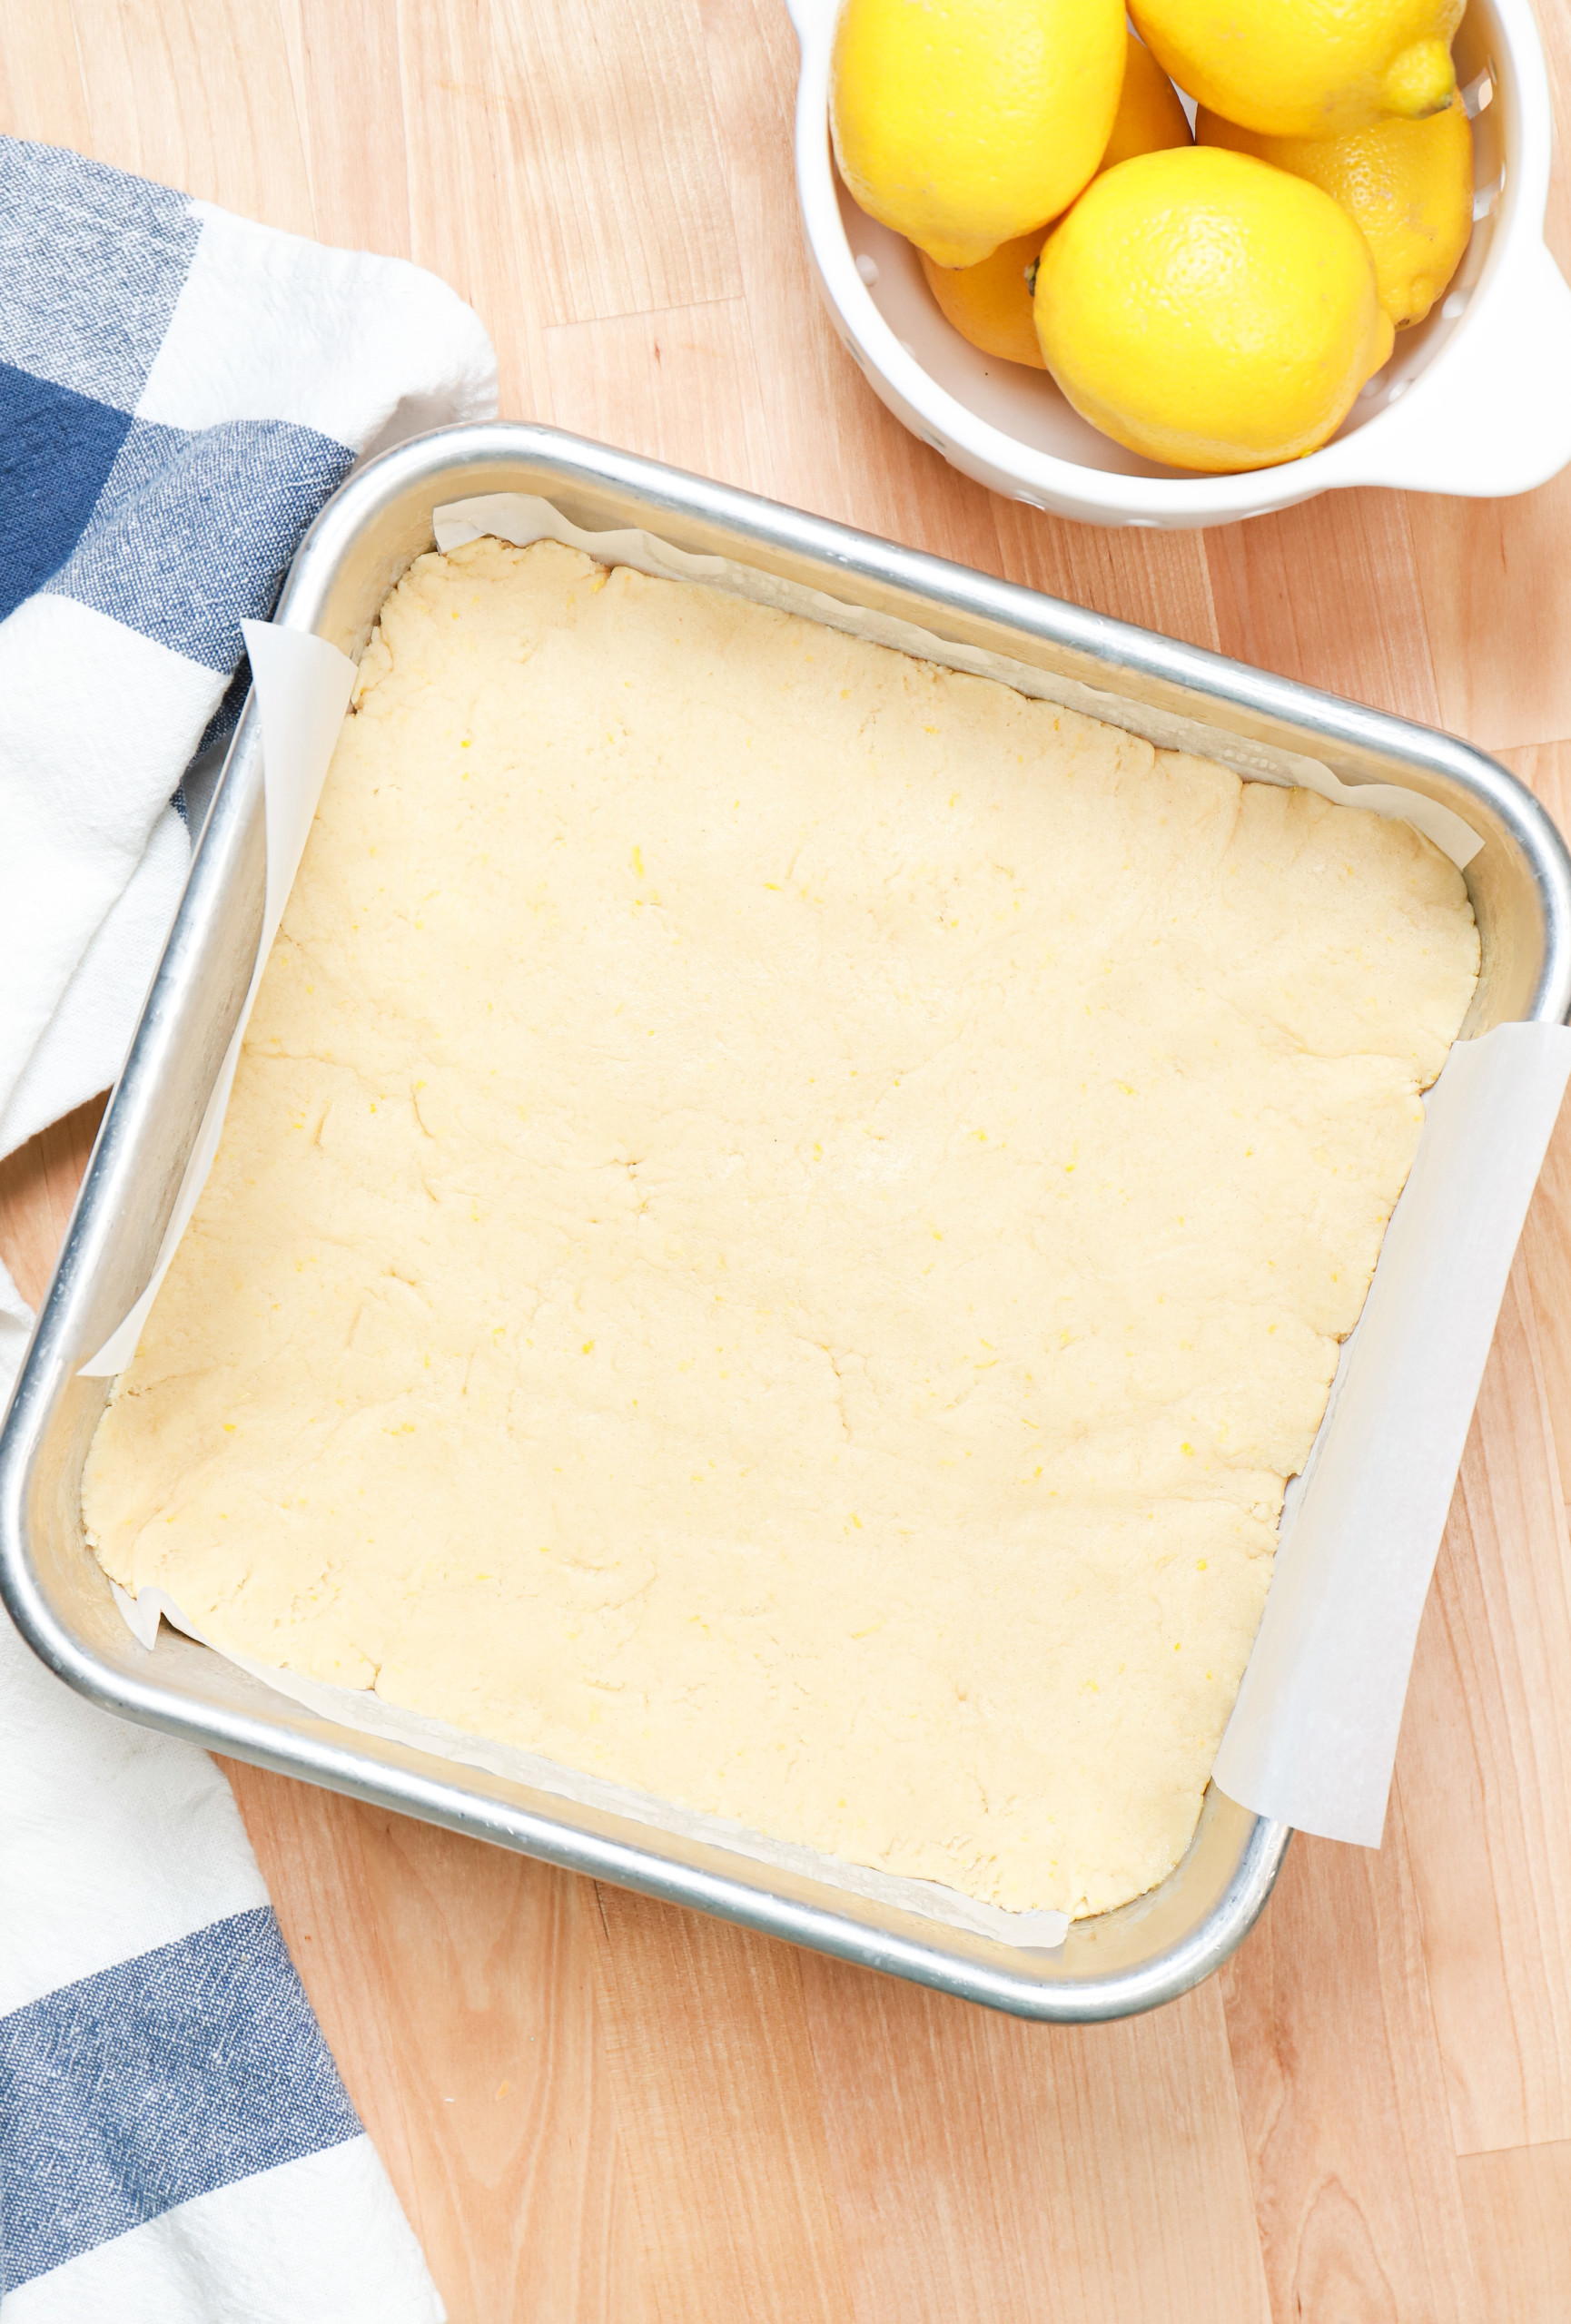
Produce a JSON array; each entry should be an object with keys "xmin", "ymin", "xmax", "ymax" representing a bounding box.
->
[
  {"xmin": 0, "ymin": 133, "xmax": 496, "ymax": 1390},
  {"xmin": 0, "ymin": 1617, "xmax": 443, "ymax": 2324},
  {"xmin": 0, "ymin": 137, "xmax": 497, "ymax": 2320}
]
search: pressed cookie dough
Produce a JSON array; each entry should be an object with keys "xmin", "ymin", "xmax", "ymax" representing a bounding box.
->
[{"xmin": 84, "ymin": 537, "xmax": 1480, "ymax": 1918}]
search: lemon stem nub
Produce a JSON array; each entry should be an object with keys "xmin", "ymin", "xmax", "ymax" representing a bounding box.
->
[{"xmin": 1381, "ymin": 37, "xmax": 1457, "ymax": 119}]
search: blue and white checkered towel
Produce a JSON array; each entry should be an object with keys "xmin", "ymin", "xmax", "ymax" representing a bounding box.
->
[
  {"xmin": 0, "ymin": 136, "xmax": 498, "ymax": 2320},
  {"xmin": 0, "ymin": 1618, "xmax": 443, "ymax": 2323},
  {"xmin": 0, "ymin": 134, "xmax": 495, "ymax": 1377}
]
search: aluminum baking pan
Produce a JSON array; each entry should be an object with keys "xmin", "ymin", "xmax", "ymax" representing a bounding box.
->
[{"xmin": 5, "ymin": 423, "xmax": 1570, "ymax": 2024}]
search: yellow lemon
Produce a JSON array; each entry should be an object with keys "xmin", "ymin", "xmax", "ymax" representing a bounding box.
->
[
  {"xmin": 1130, "ymin": 0, "xmax": 1462, "ymax": 138},
  {"xmin": 1101, "ymin": 26, "xmax": 1195, "ymax": 168},
  {"xmin": 1198, "ymin": 96, "xmax": 1472, "ymax": 326},
  {"xmin": 920, "ymin": 229, "xmax": 1056, "ymax": 367},
  {"xmin": 831, "ymin": 0, "xmax": 1127, "ymax": 270},
  {"xmin": 918, "ymin": 33, "xmax": 1191, "ymax": 368},
  {"xmin": 1033, "ymin": 146, "xmax": 1395, "ymax": 471}
]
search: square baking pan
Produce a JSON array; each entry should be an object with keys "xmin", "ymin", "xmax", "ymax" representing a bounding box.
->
[{"xmin": 6, "ymin": 422, "xmax": 1570, "ymax": 2023}]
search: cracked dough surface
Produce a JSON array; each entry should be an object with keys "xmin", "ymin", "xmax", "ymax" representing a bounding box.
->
[{"xmin": 84, "ymin": 537, "xmax": 1480, "ymax": 1918}]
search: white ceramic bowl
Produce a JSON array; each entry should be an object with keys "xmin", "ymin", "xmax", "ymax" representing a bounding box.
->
[{"xmin": 787, "ymin": 0, "xmax": 1571, "ymax": 527}]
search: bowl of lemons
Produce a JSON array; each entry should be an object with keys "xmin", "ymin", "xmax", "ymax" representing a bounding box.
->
[{"xmin": 786, "ymin": 0, "xmax": 1571, "ymax": 526}]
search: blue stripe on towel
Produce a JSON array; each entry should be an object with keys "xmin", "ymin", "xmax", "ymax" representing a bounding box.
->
[
  {"xmin": 0, "ymin": 1905, "xmax": 361, "ymax": 2290},
  {"xmin": 0, "ymin": 138, "xmax": 199, "ymax": 410},
  {"xmin": 0, "ymin": 362, "xmax": 133, "ymax": 619},
  {"xmin": 44, "ymin": 414, "xmax": 356, "ymax": 669}
]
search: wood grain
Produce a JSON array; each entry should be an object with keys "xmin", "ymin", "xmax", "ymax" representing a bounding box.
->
[
  {"xmin": 1396, "ymin": 1256, "xmax": 1571, "ymax": 2156},
  {"xmin": 1404, "ymin": 0, "xmax": 1571, "ymax": 755},
  {"xmin": 1404, "ymin": 472, "xmax": 1571, "ymax": 755},
  {"xmin": 0, "ymin": 1097, "xmax": 105, "ymax": 1311},
  {"xmin": 0, "ymin": 0, "xmax": 92, "ymax": 149},
  {"xmin": 394, "ymin": 0, "xmax": 553, "ymax": 421},
  {"xmin": 1503, "ymin": 738, "xmax": 1571, "ymax": 841},
  {"xmin": 1204, "ymin": 488, "xmax": 1443, "ymax": 726},
  {"xmin": 542, "ymin": 298, "xmax": 779, "ymax": 493},
  {"xmin": 5, "ymin": 0, "xmax": 1571, "ymax": 2315},
  {"xmin": 222, "ymin": 1763, "xmax": 651, "ymax": 2324},
  {"xmin": 494, "ymin": 0, "xmax": 741, "ymax": 330},
  {"xmin": 993, "ymin": 495, "xmax": 1222, "ymax": 654},
  {"xmin": 279, "ymin": 0, "xmax": 412, "ymax": 260},
  {"xmin": 1218, "ymin": 1813, "xmax": 1477, "ymax": 2323},
  {"xmin": 800, "ymin": 1956, "xmax": 1270, "ymax": 2324},
  {"xmin": 1521, "ymin": 1102, "xmax": 1571, "ymax": 1519},
  {"xmin": 1460, "ymin": 2140, "xmax": 1571, "ymax": 2322},
  {"xmin": 1495, "ymin": 743, "xmax": 1571, "ymax": 1523},
  {"xmin": 590, "ymin": 1892, "xmax": 855, "ymax": 2324},
  {"xmin": 65, "ymin": 0, "xmax": 313, "ymax": 232}
]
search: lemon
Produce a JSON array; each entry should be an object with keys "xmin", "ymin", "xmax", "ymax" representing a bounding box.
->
[
  {"xmin": 1033, "ymin": 146, "xmax": 1395, "ymax": 471},
  {"xmin": 920, "ymin": 229, "xmax": 1055, "ymax": 368},
  {"xmin": 1102, "ymin": 25, "xmax": 1194, "ymax": 169},
  {"xmin": 1130, "ymin": 0, "xmax": 1462, "ymax": 138},
  {"xmin": 918, "ymin": 33, "xmax": 1191, "ymax": 368},
  {"xmin": 1198, "ymin": 96, "xmax": 1471, "ymax": 327},
  {"xmin": 831, "ymin": 0, "xmax": 1127, "ymax": 269}
]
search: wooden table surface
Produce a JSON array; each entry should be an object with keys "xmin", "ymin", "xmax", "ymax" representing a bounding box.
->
[{"xmin": 6, "ymin": 4, "xmax": 1571, "ymax": 2317}]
